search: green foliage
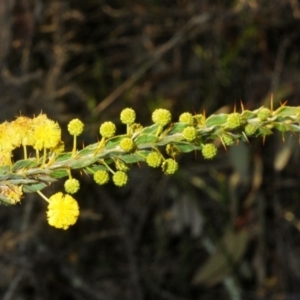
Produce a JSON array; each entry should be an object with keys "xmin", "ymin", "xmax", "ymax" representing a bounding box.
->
[{"xmin": 1, "ymin": 104, "xmax": 300, "ymax": 206}]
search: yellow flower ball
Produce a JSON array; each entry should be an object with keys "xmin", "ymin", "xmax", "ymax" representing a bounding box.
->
[
  {"xmin": 68, "ymin": 119, "xmax": 84, "ymax": 136},
  {"xmin": 113, "ymin": 171, "xmax": 128, "ymax": 187},
  {"xmin": 182, "ymin": 126, "xmax": 197, "ymax": 141},
  {"xmin": 152, "ymin": 109, "xmax": 172, "ymax": 126},
  {"xmin": 99, "ymin": 121, "xmax": 116, "ymax": 138},
  {"xmin": 94, "ymin": 170, "xmax": 110, "ymax": 185},
  {"xmin": 179, "ymin": 112, "xmax": 194, "ymax": 125},
  {"xmin": 162, "ymin": 158, "xmax": 178, "ymax": 175},
  {"xmin": 64, "ymin": 178, "xmax": 80, "ymax": 194},
  {"xmin": 47, "ymin": 192, "xmax": 79, "ymax": 230},
  {"xmin": 120, "ymin": 138, "xmax": 135, "ymax": 152},
  {"xmin": 32, "ymin": 114, "xmax": 62, "ymax": 150},
  {"xmin": 120, "ymin": 108, "xmax": 136, "ymax": 125},
  {"xmin": 146, "ymin": 152, "xmax": 162, "ymax": 168}
]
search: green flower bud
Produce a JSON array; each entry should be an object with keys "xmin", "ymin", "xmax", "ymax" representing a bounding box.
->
[
  {"xmin": 99, "ymin": 121, "xmax": 116, "ymax": 138},
  {"xmin": 221, "ymin": 134, "xmax": 234, "ymax": 146},
  {"xmin": 194, "ymin": 114, "xmax": 204, "ymax": 126},
  {"xmin": 146, "ymin": 151, "xmax": 162, "ymax": 168},
  {"xmin": 162, "ymin": 158, "xmax": 178, "ymax": 175},
  {"xmin": 152, "ymin": 109, "xmax": 172, "ymax": 126},
  {"xmin": 257, "ymin": 107, "xmax": 271, "ymax": 121},
  {"xmin": 182, "ymin": 126, "xmax": 197, "ymax": 141},
  {"xmin": 179, "ymin": 112, "xmax": 193, "ymax": 125},
  {"xmin": 94, "ymin": 170, "xmax": 109, "ymax": 185},
  {"xmin": 166, "ymin": 144, "xmax": 181, "ymax": 157},
  {"xmin": 245, "ymin": 123, "xmax": 257, "ymax": 136},
  {"xmin": 202, "ymin": 143, "xmax": 217, "ymax": 159},
  {"xmin": 120, "ymin": 108, "xmax": 136, "ymax": 125},
  {"xmin": 68, "ymin": 119, "xmax": 84, "ymax": 136},
  {"xmin": 227, "ymin": 113, "xmax": 242, "ymax": 129},
  {"xmin": 115, "ymin": 160, "xmax": 130, "ymax": 172},
  {"xmin": 113, "ymin": 171, "xmax": 128, "ymax": 187},
  {"xmin": 64, "ymin": 178, "xmax": 80, "ymax": 194},
  {"xmin": 120, "ymin": 137, "xmax": 135, "ymax": 152}
]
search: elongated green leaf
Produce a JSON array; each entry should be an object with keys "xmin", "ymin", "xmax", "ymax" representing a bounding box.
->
[
  {"xmin": 141, "ymin": 124, "xmax": 159, "ymax": 135},
  {"xmin": 241, "ymin": 110, "xmax": 256, "ymax": 119},
  {"xmin": 0, "ymin": 166, "xmax": 9, "ymax": 176},
  {"xmin": 83, "ymin": 164, "xmax": 108, "ymax": 174},
  {"xmin": 175, "ymin": 143, "xmax": 199, "ymax": 153},
  {"xmin": 167, "ymin": 123, "xmax": 187, "ymax": 134},
  {"xmin": 56, "ymin": 152, "xmax": 72, "ymax": 162},
  {"xmin": 23, "ymin": 182, "xmax": 48, "ymax": 193},
  {"xmin": 50, "ymin": 169, "xmax": 68, "ymax": 178},
  {"xmin": 274, "ymin": 106, "xmax": 300, "ymax": 117},
  {"xmin": 12, "ymin": 159, "xmax": 38, "ymax": 172},
  {"xmin": 106, "ymin": 136, "xmax": 123, "ymax": 149},
  {"xmin": 205, "ymin": 114, "xmax": 228, "ymax": 127},
  {"xmin": 135, "ymin": 134, "xmax": 158, "ymax": 145},
  {"xmin": 119, "ymin": 151, "xmax": 149, "ymax": 163}
]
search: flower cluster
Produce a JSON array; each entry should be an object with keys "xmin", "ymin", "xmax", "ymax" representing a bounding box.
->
[{"xmin": 0, "ymin": 104, "xmax": 299, "ymax": 230}]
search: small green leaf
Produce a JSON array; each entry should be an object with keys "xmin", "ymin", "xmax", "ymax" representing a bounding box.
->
[
  {"xmin": 135, "ymin": 134, "xmax": 158, "ymax": 145},
  {"xmin": 119, "ymin": 151, "xmax": 149, "ymax": 163},
  {"xmin": 12, "ymin": 159, "xmax": 38, "ymax": 172},
  {"xmin": 23, "ymin": 182, "xmax": 48, "ymax": 193},
  {"xmin": 141, "ymin": 124, "xmax": 159, "ymax": 135},
  {"xmin": 84, "ymin": 165, "xmax": 107, "ymax": 174},
  {"xmin": 205, "ymin": 114, "xmax": 228, "ymax": 127},
  {"xmin": 56, "ymin": 153, "xmax": 72, "ymax": 162},
  {"xmin": 167, "ymin": 122, "xmax": 187, "ymax": 134},
  {"xmin": 241, "ymin": 110, "xmax": 256, "ymax": 119},
  {"xmin": 106, "ymin": 136, "xmax": 123, "ymax": 149},
  {"xmin": 257, "ymin": 126, "xmax": 273, "ymax": 136},
  {"xmin": 175, "ymin": 143, "xmax": 199, "ymax": 153},
  {"xmin": 274, "ymin": 106, "xmax": 300, "ymax": 118},
  {"xmin": 0, "ymin": 166, "xmax": 9, "ymax": 176},
  {"xmin": 50, "ymin": 169, "xmax": 69, "ymax": 179}
]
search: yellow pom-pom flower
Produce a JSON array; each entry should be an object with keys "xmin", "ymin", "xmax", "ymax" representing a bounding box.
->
[
  {"xmin": 120, "ymin": 108, "xmax": 136, "ymax": 125},
  {"xmin": 146, "ymin": 151, "xmax": 162, "ymax": 168},
  {"xmin": 120, "ymin": 137, "xmax": 135, "ymax": 152},
  {"xmin": 201, "ymin": 143, "xmax": 217, "ymax": 159},
  {"xmin": 227, "ymin": 113, "xmax": 242, "ymax": 129},
  {"xmin": 47, "ymin": 192, "xmax": 79, "ymax": 230},
  {"xmin": 179, "ymin": 112, "xmax": 194, "ymax": 125},
  {"xmin": 99, "ymin": 121, "xmax": 116, "ymax": 138},
  {"xmin": 32, "ymin": 114, "xmax": 61, "ymax": 150},
  {"xmin": 94, "ymin": 170, "xmax": 110, "ymax": 185},
  {"xmin": 64, "ymin": 178, "xmax": 80, "ymax": 194},
  {"xmin": 152, "ymin": 109, "xmax": 172, "ymax": 126},
  {"xmin": 162, "ymin": 158, "xmax": 178, "ymax": 175},
  {"xmin": 68, "ymin": 119, "xmax": 84, "ymax": 136},
  {"xmin": 113, "ymin": 171, "xmax": 128, "ymax": 187},
  {"xmin": 0, "ymin": 122, "xmax": 17, "ymax": 151},
  {"xmin": 10, "ymin": 116, "xmax": 35, "ymax": 147},
  {"xmin": 182, "ymin": 126, "xmax": 197, "ymax": 141}
]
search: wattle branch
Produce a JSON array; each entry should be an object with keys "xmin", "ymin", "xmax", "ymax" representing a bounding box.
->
[{"xmin": 0, "ymin": 104, "xmax": 299, "ymax": 229}]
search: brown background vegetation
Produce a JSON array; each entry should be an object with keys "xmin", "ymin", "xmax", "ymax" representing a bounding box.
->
[{"xmin": 1, "ymin": 0, "xmax": 300, "ymax": 299}]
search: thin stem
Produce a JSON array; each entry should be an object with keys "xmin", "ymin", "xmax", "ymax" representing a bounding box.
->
[{"xmin": 36, "ymin": 190, "xmax": 49, "ymax": 203}]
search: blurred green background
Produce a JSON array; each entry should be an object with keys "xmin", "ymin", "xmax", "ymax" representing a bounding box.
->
[{"xmin": 1, "ymin": 0, "xmax": 300, "ymax": 299}]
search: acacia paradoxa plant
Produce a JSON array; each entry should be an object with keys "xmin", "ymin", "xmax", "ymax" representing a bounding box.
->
[{"xmin": 0, "ymin": 105, "xmax": 299, "ymax": 229}]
